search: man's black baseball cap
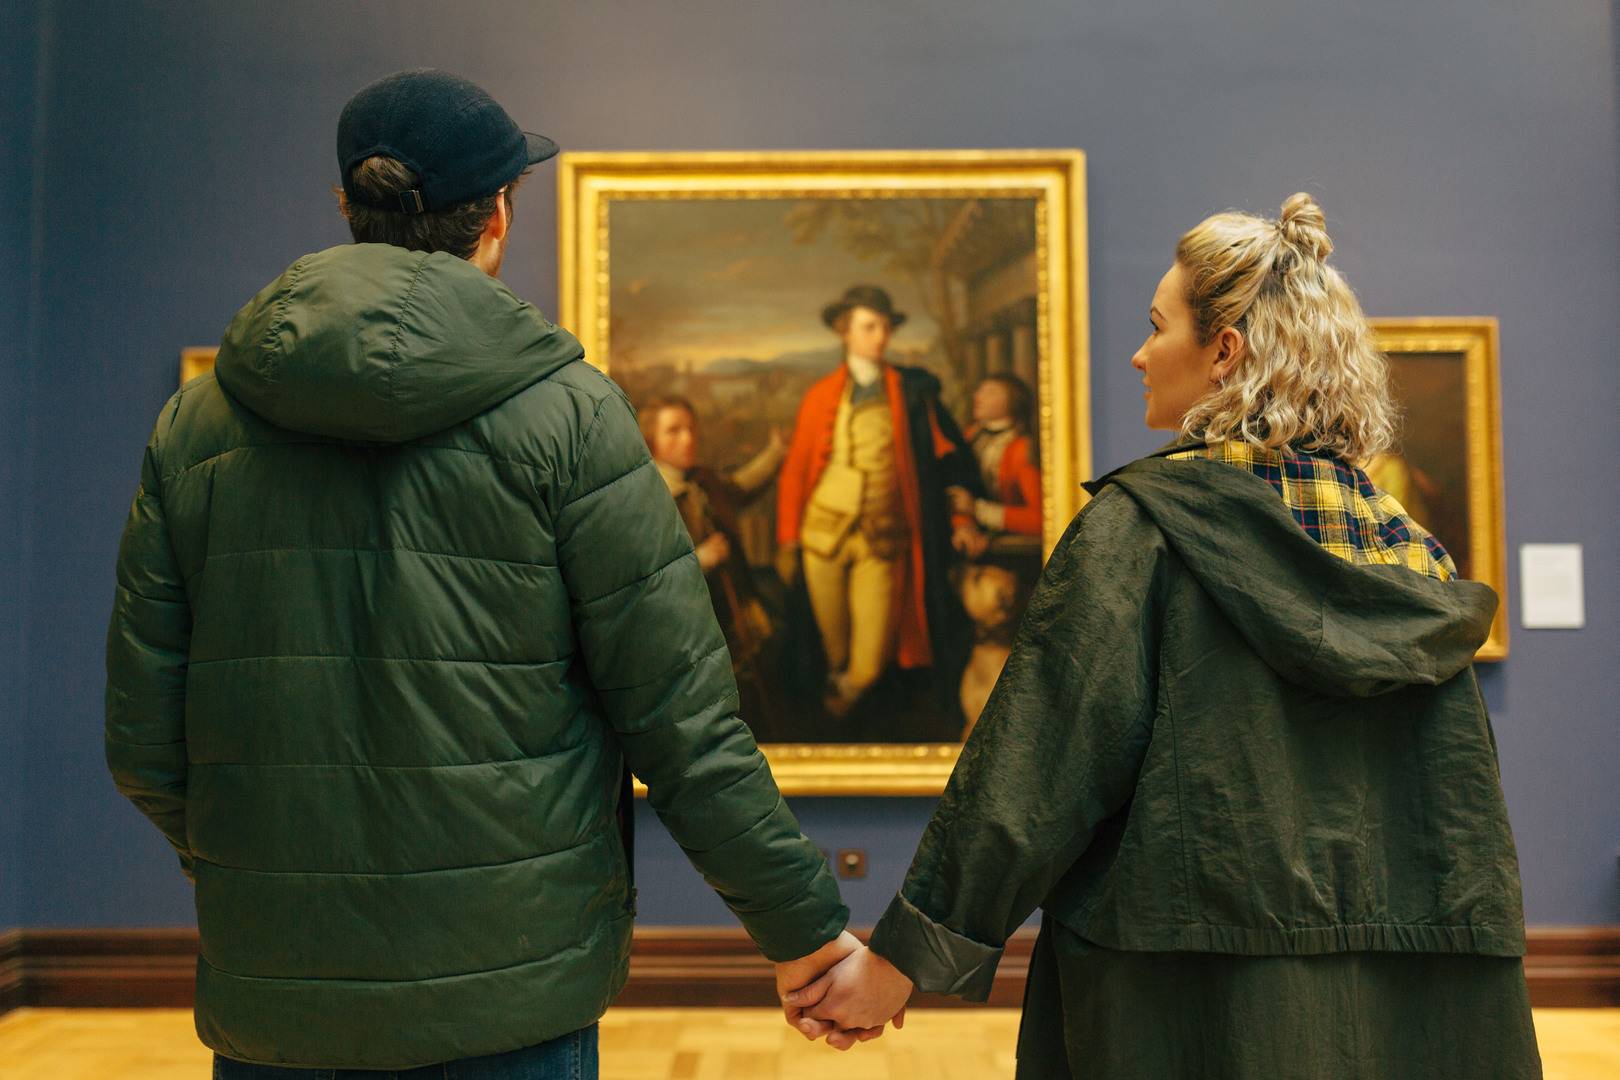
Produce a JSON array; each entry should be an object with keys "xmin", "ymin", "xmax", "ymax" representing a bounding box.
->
[{"xmin": 337, "ymin": 68, "xmax": 559, "ymax": 215}]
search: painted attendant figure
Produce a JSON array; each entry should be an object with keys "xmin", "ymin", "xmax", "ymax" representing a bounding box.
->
[
  {"xmin": 642, "ymin": 395, "xmax": 791, "ymax": 740},
  {"xmin": 949, "ymin": 373, "xmax": 1043, "ymax": 543}
]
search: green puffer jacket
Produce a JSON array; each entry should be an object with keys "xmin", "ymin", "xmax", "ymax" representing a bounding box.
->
[
  {"xmin": 105, "ymin": 243, "xmax": 847, "ymax": 1070},
  {"xmin": 871, "ymin": 450, "xmax": 1526, "ymax": 999}
]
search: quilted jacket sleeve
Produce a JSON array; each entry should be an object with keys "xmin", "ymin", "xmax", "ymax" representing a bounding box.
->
[
  {"xmin": 868, "ymin": 488, "xmax": 1166, "ymax": 999},
  {"xmin": 105, "ymin": 397, "xmax": 195, "ymax": 879},
  {"xmin": 556, "ymin": 386, "xmax": 848, "ymax": 962}
]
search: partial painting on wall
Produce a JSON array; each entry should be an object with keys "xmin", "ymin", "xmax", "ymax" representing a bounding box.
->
[{"xmin": 1368, "ymin": 318, "xmax": 1507, "ymax": 660}]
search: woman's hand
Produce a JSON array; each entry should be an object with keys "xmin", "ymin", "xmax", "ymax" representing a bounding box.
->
[{"xmin": 786, "ymin": 944, "xmax": 913, "ymax": 1040}]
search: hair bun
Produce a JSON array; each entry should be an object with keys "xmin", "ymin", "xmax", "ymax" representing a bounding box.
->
[{"xmin": 1278, "ymin": 192, "xmax": 1332, "ymax": 261}]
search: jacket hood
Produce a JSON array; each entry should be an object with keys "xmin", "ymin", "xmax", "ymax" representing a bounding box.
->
[
  {"xmin": 1093, "ymin": 452, "xmax": 1497, "ymax": 697},
  {"xmin": 214, "ymin": 244, "xmax": 584, "ymax": 442}
]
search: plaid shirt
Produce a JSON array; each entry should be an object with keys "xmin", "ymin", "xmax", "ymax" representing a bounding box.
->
[{"xmin": 1169, "ymin": 441, "xmax": 1457, "ymax": 582}]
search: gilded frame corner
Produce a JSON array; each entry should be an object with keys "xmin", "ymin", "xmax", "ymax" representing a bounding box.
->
[{"xmin": 180, "ymin": 347, "xmax": 217, "ymax": 385}]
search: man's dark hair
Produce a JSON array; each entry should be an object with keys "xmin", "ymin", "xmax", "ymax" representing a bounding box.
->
[{"xmin": 339, "ymin": 156, "xmax": 523, "ymax": 259}]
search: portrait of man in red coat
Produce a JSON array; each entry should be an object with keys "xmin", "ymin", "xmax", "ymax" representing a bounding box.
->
[{"xmin": 776, "ymin": 285, "xmax": 980, "ymax": 722}]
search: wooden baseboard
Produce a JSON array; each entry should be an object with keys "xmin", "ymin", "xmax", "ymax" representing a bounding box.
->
[
  {"xmin": 614, "ymin": 927, "xmax": 1033, "ymax": 1009},
  {"xmin": 1520, "ymin": 928, "xmax": 1620, "ymax": 1007},
  {"xmin": 0, "ymin": 928, "xmax": 200, "ymax": 1011},
  {"xmin": 0, "ymin": 930, "xmax": 26, "ymax": 1014},
  {"xmin": 1, "ymin": 926, "xmax": 1614, "ymax": 1014}
]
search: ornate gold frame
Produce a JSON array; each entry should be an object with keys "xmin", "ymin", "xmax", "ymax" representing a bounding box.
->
[
  {"xmin": 1370, "ymin": 318, "xmax": 1508, "ymax": 661},
  {"xmin": 558, "ymin": 150, "xmax": 1090, "ymax": 794}
]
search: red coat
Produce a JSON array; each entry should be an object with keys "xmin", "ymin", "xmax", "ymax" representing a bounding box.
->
[
  {"xmin": 968, "ymin": 426, "xmax": 1042, "ymax": 537},
  {"xmin": 777, "ymin": 364, "xmax": 961, "ymax": 669}
]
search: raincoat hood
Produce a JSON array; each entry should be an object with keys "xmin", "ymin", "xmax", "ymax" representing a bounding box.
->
[
  {"xmin": 214, "ymin": 243, "xmax": 584, "ymax": 443},
  {"xmin": 1092, "ymin": 451, "xmax": 1497, "ymax": 697}
]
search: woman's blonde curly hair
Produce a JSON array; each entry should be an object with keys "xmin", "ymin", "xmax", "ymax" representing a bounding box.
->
[{"xmin": 1175, "ymin": 193, "xmax": 1394, "ymax": 463}]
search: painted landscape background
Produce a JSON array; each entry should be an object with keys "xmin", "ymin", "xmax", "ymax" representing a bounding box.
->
[{"xmin": 607, "ymin": 195, "xmax": 1042, "ymax": 570}]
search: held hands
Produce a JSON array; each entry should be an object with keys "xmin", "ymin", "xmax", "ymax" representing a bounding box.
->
[
  {"xmin": 782, "ymin": 943, "xmax": 914, "ymax": 1051},
  {"xmin": 775, "ymin": 931, "xmax": 869, "ymax": 1043}
]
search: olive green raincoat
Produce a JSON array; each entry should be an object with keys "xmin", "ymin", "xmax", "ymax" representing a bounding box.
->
[{"xmin": 870, "ymin": 448, "xmax": 1539, "ymax": 1079}]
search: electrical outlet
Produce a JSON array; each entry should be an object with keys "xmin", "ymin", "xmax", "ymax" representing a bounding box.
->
[{"xmin": 836, "ymin": 849, "xmax": 868, "ymax": 880}]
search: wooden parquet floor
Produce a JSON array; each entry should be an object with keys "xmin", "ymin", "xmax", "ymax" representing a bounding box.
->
[{"xmin": 0, "ymin": 1007, "xmax": 1616, "ymax": 1079}]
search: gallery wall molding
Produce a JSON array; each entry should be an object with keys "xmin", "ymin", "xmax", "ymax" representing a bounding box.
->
[{"xmin": 2, "ymin": 926, "xmax": 1615, "ymax": 1016}]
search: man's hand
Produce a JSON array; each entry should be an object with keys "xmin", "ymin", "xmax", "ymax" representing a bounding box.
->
[
  {"xmin": 952, "ymin": 522, "xmax": 989, "ymax": 559},
  {"xmin": 774, "ymin": 542, "xmax": 802, "ymax": 588},
  {"xmin": 774, "ymin": 930, "xmax": 860, "ymax": 1041},
  {"xmin": 776, "ymin": 932, "xmax": 890, "ymax": 1048},
  {"xmin": 946, "ymin": 485, "xmax": 976, "ymax": 516},
  {"xmin": 786, "ymin": 944, "xmax": 914, "ymax": 1041},
  {"xmin": 695, "ymin": 532, "xmax": 731, "ymax": 572}
]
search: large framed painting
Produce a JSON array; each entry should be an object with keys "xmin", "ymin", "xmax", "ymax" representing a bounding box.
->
[
  {"xmin": 559, "ymin": 150, "xmax": 1091, "ymax": 793},
  {"xmin": 1368, "ymin": 318, "xmax": 1507, "ymax": 660}
]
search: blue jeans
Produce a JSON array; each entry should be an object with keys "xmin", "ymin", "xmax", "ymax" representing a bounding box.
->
[{"xmin": 212, "ymin": 1025, "xmax": 598, "ymax": 1080}]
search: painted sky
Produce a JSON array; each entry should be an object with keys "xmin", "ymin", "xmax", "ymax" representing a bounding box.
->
[{"xmin": 607, "ymin": 197, "xmax": 950, "ymax": 371}]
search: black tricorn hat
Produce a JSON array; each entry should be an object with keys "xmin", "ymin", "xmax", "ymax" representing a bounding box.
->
[{"xmin": 822, "ymin": 285, "xmax": 907, "ymax": 330}]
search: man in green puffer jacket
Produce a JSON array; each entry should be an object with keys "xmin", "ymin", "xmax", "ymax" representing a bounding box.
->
[{"xmin": 105, "ymin": 69, "xmax": 853, "ymax": 1074}]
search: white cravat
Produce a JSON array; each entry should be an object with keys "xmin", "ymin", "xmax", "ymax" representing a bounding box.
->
[
  {"xmin": 973, "ymin": 422, "xmax": 1019, "ymax": 531},
  {"xmin": 846, "ymin": 354, "xmax": 883, "ymax": 387}
]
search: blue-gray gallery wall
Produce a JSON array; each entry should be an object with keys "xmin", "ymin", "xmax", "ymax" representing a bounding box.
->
[
  {"xmin": 6, "ymin": 0, "xmax": 1618, "ymax": 931},
  {"xmin": 2, "ymin": 0, "xmax": 44, "ymax": 929}
]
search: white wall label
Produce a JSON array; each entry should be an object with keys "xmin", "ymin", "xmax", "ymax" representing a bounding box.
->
[{"xmin": 1519, "ymin": 544, "xmax": 1585, "ymax": 629}]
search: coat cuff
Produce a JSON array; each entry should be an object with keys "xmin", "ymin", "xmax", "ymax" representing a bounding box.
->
[
  {"xmin": 868, "ymin": 892, "xmax": 1002, "ymax": 1001},
  {"xmin": 736, "ymin": 860, "xmax": 850, "ymax": 963}
]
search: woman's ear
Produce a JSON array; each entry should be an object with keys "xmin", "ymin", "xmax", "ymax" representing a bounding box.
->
[{"xmin": 1210, "ymin": 326, "xmax": 1246, "ymax": 383}]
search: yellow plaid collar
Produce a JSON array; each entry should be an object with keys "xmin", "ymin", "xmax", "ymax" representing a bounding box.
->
[{"xmin": 1167, "ymin": 441, "xmax": 1457, "ymax": 582}]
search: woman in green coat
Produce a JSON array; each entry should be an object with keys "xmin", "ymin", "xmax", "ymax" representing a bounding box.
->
[{"xmin": 787, "ymin": 194, "xmax": 1542, "ymax": 1078}]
